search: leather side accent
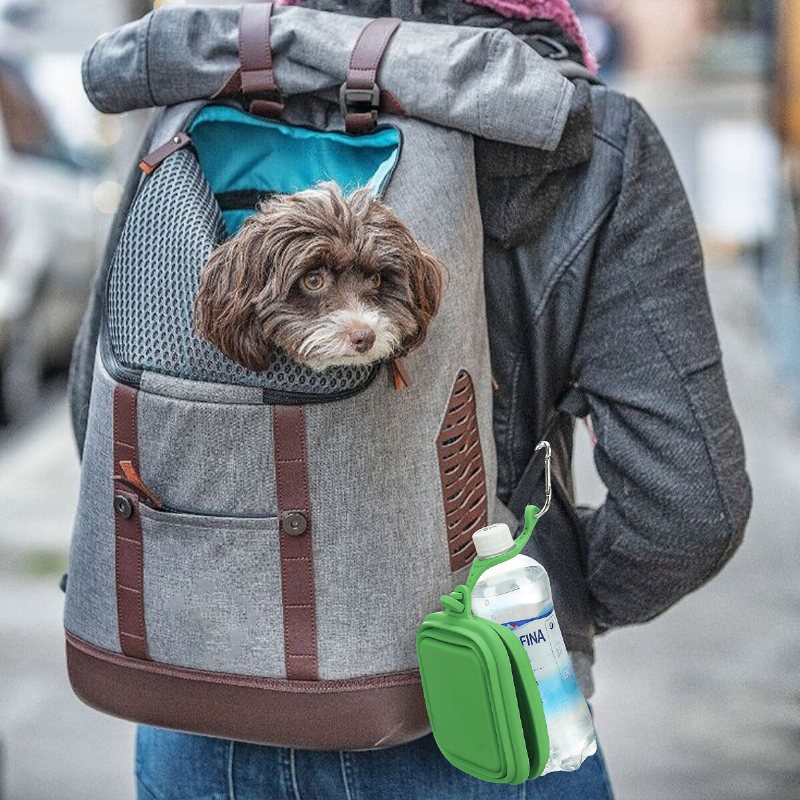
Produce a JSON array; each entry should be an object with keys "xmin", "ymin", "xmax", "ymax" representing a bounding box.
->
[
  {"xmin": 343, "ymin": 17, "xmax": 401, "ymax": 134},
  {"xmin": 272, "ymin": 405, "xmax": 318, "ymax": 680},
  {"xmin": 212, "ymin": 68, "xmax": 241, "ymax": 99},
  {"xmin": 436, "ymin": 370, "xmax": 489, "ymax": 571},
  {"xmin": 113, "ymin": 384, "xmax": 149, "ymax": 660},
  {"xmin": 239, "ymin": 2, "xmax": 283, "ymax": 118},
  {"xmin": 66, "ymin": 633, "xmax": 429, "ymax": 750}
]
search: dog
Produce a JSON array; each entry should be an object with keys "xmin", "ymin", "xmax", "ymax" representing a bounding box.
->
[{"xmin": 194, "ymin": 181, "xmax": 446, "ymax": 373}]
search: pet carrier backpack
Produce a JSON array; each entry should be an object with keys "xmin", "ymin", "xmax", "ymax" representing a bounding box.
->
[{"xmin": 64, "ymin": 2, "xmax": 577, "ymax": 750}]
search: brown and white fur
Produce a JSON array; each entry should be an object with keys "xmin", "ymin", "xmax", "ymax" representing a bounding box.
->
[{"xmin": 194, "ymin": 181, "xmax": 446, "ymax": 372}]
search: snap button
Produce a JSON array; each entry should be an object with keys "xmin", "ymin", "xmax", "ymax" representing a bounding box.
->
[
  {"xmin": 114, "ymin": 494, "xmax": 133, "ymax": 519},
  {"xmin": 282, "ymin": 511, "xmax": 307, "ymax": 536}
]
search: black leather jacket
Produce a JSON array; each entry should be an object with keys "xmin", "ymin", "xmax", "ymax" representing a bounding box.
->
[{"xmin": 475, "ymin": 82, "xmax": 751, "ymax": 689}]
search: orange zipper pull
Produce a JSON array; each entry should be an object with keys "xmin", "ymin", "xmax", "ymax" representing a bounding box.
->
[
  {"xmin": 388, "ymin": 357, "xmax": 411, "ymax": 391},
  {"xmin": 115, "ymin": 460, "xmax": 164, "ymax": 509}
]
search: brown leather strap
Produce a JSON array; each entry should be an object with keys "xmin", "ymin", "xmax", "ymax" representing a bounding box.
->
[
  {"xmin": 113, "ymin": 384, "xmax": 149, "ymax": 661},
  {"xmin": 239, "ymin": 2, "xmax": 283, "ymax": 119},
  {"xmin": 272, "ymin": 405, "xmax": 318, "ymax": 680},
  {"xmin": 138, "ymin": 132, "xmax": 191, "ymax": 175},
  {"xmin": 341, "ymin": 17, "xmax": 401, "ymax": 134}
]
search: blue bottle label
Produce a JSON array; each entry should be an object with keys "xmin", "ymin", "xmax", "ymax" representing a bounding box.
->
[{"xmin": 501, "ymin": 605, "xmax": 585, "ymax": 715}]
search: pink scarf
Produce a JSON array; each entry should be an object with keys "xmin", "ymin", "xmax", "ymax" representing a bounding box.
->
[{"xmin": 464, "ymin": 0, "xmax": 597, "ymax": 71}]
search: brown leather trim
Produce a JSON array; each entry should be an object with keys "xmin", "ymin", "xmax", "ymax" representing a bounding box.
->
[
  {"xmin": 113, "ymin": 384, "xmax": 149, "ymax": 660},
  {"xmin": 343, "ymin": 17, "xmax": 401, "ymax": 134},
  {"xmin": 66, "ymin": 632, "xmax": 429, "ymax": 750},
  {"xmin": 272, "ymin": 405, "xmax": 318, "ymax": 680},
  {"xmin": 379, "ymin": 88, "xmax": 408, "ymax": 117},
  {"xmin": 212, "ymin": 68, "xmax": 241, "ymax": 100},
  {"xmin": 239, "ymin": 2, "xmax": 283, "ymax": 118},
  {"xmin": 436, "ymin": 370, "xmax": 489, "ymax": 571},
  {"xmin": 138, "ymin": 132, "xmax": 191, "ymax": 175}
]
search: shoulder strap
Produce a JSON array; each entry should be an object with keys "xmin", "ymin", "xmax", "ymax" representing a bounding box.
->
[
  {"xmin": 239, "ymin": 2, "xmax": 284, "ymax": 119},
  {"xmin": 527, "ymin": 34, "xmax": 605, "ymax": 85},
  {"xmin": 339, "ymin": 17, "xmax": 401, "ymax": 134}
]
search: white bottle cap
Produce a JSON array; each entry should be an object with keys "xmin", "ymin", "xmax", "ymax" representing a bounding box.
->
[{"xmin": 472, "ymin": 523, "xmax": 515, "ymax": 558}]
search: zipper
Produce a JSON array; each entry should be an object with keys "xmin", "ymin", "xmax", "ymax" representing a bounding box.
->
[
  {"xmin": 260, "ymin": 360, "xmax": 382, "ymax": 405},
  {"xmin": 113, "ymin": 460, "xmax": 279, "ymax": 520}
]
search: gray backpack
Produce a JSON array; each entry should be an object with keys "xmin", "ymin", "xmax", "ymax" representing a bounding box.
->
[{"xmin": 64, "ymin": 2, "xmax": 576, "ymax": 750}]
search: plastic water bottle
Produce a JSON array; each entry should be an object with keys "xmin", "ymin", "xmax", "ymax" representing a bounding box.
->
[{"xmin": 471, "ymin": 523, "xmax": 597, "ymax": 774}]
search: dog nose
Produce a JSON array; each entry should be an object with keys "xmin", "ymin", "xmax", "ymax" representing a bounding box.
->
[{"xmin": 348, "ymin": 327, "xmax": 376, "ymax": 352}]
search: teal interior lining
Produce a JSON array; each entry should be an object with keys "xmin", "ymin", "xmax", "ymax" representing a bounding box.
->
[{"xmin": 187, "ymin": 105, "xmax": 402, "ymax": 235}]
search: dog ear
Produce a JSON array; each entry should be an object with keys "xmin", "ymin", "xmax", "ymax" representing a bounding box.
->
[
  {"xmin": 401, "ymin": 247, "xmax": 447, "ymax": 354},
  {"xmin": 193, "ymin": 232, "xmax": 275, "ymax": 372}
]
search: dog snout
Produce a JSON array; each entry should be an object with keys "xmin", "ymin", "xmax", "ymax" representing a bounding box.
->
[{"xmin": 348, "ymin": 327, "xmax": 376, "ymax": 353}]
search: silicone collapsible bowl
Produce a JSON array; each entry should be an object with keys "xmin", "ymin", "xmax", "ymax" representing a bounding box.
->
[{"xmin": 416, "ymin": 504, "xmax": 550, "ymax": 784}]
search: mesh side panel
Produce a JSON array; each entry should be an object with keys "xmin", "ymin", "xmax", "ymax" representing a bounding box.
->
[{"xmin": 106, "ymin": 149, "xmax": 375, "ymax": 394}]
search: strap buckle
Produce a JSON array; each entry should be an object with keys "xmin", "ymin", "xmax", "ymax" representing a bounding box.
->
[{"xmin": 339, "ymin": 83, "xmax": 380, "ymax": 125}]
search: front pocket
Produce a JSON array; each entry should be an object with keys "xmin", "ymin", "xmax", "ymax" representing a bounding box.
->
[
  {"xmin": 138, "ymin": 504, "xmax": 285, "ymax": 677},
  {"xmin": 136, "ymin": 386, "xmax": 276, "ymax": 518}
]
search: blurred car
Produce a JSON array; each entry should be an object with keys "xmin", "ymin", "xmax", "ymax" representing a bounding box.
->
[{"xmin": 0, "ymin": 52, "xmax": 116, "ymax": 423}]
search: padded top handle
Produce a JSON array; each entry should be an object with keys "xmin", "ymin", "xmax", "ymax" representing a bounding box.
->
[
  {"xmin": 239, "ymin": 2, "xmax": 284, "ymax": 119},
  {"xmin": 340, "ymin": 17, "xmax": 401, "ymax": 135}
]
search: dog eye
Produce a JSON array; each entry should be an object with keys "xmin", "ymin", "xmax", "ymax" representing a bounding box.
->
[
  {"xmin": 302, "ymin": 271, "xmax": 326, "ymax": 291},
  {"xmin": 368, "ymin": 273, "xmax": 381, "ymax": 289}
]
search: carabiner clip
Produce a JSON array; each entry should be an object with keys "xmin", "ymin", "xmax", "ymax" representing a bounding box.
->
[{"xmin": 534, "ymin": 440, "xmax": 552, "ymax": 517}]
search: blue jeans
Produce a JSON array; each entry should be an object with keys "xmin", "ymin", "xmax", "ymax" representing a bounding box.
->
[{"xmin": 135, "ymin": 726, "xmax": 615, "ymax": 800}]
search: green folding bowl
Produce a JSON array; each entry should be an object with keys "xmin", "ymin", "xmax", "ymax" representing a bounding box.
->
[{"xmin": 416, "ymin": 505, "xmax": 550, "ymax": 784}]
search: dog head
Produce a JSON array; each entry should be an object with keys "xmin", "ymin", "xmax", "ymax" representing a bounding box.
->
[{"xmin": 194, "ymin": 181, "xmax": 446, "ymax": 372}]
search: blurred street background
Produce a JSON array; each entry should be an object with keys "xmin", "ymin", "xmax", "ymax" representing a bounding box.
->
[{"xmin": 0, "ymin": 1, "xmax": 798, "ymax": 798}]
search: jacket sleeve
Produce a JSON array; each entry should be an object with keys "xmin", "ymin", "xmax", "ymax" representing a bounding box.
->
[{"xmin": 564, "ymin": 98, "xmax": 752, "ymax": 632}]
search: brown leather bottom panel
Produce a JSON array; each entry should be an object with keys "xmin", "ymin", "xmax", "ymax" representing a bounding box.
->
[{"xmin": 65, "ymin": 633, "xmax": 430, "ymax": 751}]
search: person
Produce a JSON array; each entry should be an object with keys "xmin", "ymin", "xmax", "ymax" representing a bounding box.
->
[{"xmin": 133, "ymin": 1, "xmax": 752, "ymax": 798}]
